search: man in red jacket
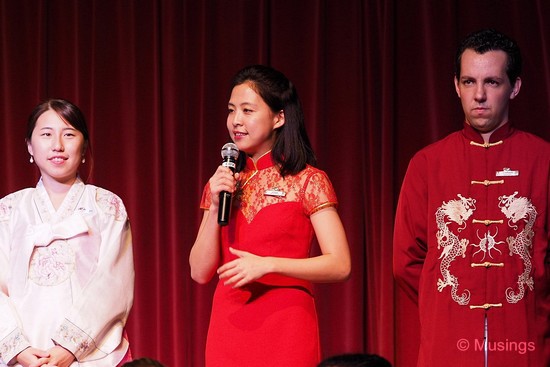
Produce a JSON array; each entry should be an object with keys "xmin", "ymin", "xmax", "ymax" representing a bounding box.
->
[{"xmin": 393, "ymin": 29, "xmax": 550, "ymax": 366}]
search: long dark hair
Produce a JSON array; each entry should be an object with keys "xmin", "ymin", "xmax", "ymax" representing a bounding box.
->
[
  {"xmin": 27, "ymin": 98, "xmax": 93, "ymax": 180},
  {"xmin": 230, "ymin": 65, "xmax": 316, "ymax": 176}
]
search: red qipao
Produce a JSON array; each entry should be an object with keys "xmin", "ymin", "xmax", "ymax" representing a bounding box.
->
[
  {"xmin": 200, "ymin": 152, "xmax": 338, "ymax": 367},
  {"xmin": 393, "ymin": 122, "xmax": 550, "ymax": 366}
]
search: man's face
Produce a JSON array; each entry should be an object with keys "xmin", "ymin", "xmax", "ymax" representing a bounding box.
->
[{"xmin": 454, "ymin": 49, "xmax": 521, "ymax": 134}]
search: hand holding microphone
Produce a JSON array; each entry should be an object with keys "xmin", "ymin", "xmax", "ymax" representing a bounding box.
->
[{"xmin": 218, "ymin": 142, "xmax": 239, "ymax": 226}]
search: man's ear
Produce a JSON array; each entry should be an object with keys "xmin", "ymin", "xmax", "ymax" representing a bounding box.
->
[
  {"xmin": 510, "ymin": 77, "xmax": 522, "ymax": 100},
  {"xmin": 454, "ymin": 76, "xmax": 461, "ymax": 98}
]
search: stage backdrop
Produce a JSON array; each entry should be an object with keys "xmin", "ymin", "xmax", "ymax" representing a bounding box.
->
[{"xmin": 1, "ymin": 1, "xmax": 549, "ymax": 366}]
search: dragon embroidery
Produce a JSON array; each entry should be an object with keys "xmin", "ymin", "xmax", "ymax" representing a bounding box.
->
[
  {"xmin": 435, "ymin": 191, "xmax": 537, "ymax": 306},
  {"xmin": 435, "ymin": 194, "xmax": 475, "ymax": 305},
  {"xmin": 499, "ymin": 192, "xmax": 536, "ymax": 304}
]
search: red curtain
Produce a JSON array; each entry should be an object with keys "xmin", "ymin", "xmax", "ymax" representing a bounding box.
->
[{"xmin": 1, "ymin": 1, "xmax": 549, "ymax": 366}]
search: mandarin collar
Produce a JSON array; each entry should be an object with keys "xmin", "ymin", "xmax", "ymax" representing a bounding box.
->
[
  {"xmin": 461, "ymin": 121, "xmax": 515, "ymax": 144},
  {"xmin": 245, "ymin": 151, "xmax": 275, "ymax": 171}
]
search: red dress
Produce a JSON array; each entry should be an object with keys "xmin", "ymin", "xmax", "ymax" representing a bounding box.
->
[{"xmin": 200, "ymin": 152, "xmax": 338, "ymax": 367}]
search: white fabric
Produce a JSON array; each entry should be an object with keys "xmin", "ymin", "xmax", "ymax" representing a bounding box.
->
[{"xmin": 0, "ymin": 178, "xmax": 134, "ymax": 366}]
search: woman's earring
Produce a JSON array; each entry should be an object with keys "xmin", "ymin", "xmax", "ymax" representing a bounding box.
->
[
  {"xmin": 82, "ymin": 157, "xmax": 86, "ymax": 163},
  {"xmin": 29, "ymin": 156, "xmax": 34, "ymax": 163}
]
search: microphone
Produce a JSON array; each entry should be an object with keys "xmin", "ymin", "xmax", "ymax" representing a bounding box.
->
[{"xmin": 217, "ymin": 142, "xmax": 240, "ymax": 226}]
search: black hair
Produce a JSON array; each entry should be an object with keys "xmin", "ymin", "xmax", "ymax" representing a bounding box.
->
[
  {"xmin": 229, "ymin": 65, "xmax": 316, "ymax": 176},
  {"xmin": 27, "ymin": 98, "xmax": 92, "ymax": 180},
  {"xmin": 455, "ymin": 29, "xmax": 522, "ymax": 86},
  {"xmin": 27, "ymin": 98, "xmax": 90, "ymax": 143},
  {"xmin": 318, "ymin": 353, "xmax": 393, "ymax": 367},
  {"xmin": 121, "ymin": 357, "xmax": 166, "ymax": 367}
]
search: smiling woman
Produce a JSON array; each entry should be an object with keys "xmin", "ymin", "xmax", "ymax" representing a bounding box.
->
[
  {"xmin": 189, "ymin": 66, "xmax": 351, "ymax": 367},
  {"xmin": 0, "ymin": 99, "xmax": 135, "ymax": 367},
  {"xmin": 26, "ymin": 109, "xmax": 87, "ymax": 205}
]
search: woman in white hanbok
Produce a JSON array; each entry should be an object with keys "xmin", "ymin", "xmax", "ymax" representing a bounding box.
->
[{"xmin": 0, "ymin": 99, "xmax": 134, "ymax": 367}]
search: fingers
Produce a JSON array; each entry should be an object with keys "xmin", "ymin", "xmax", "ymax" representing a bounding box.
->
[
  {"xmin": 221, "ymin": 269, "xmax": 248, "ymax": 288},
  {"xmin": 217, "ymin": 261, "xmax": 236, "ymax": 279},
  {"xmin": 28, "ymin": 357, "xmax": 51, "ymax": 367},
  {"xmin": 211, "ymin": 166, "xmax": 237, "ymax": 191},
  {"xmin": 217, "ymin": 250, "xmax": 261, "ymax": 288},
  {"xmin": 224, "ymin": 274, "xmax": 245, "ymax": 287},
  {"xmin": 217, "ymin": 260, "xmax": 242, "ymax": 286},
  {"xmin": 217, "ymin": 248, "xmax": 246, "ymax": 274},
  {"xmin": 46, "ymin": 345, "xmax": 76, "ymax": 367},
  {"xmin": 208, "ymin": 166, "xmax": 238, "ymax": 208},
  {"xmin": 18, "ymin": 347, "xmax": 51, "ymax": 367}
]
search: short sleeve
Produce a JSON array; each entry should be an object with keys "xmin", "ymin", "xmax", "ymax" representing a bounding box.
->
[
  {"xmin": 302, "ymin": 169, "xmax": 338, "ymax": 215},
  {"xmin": 200, "ymin": 182, "xmax": 212, "ymax": 210}
]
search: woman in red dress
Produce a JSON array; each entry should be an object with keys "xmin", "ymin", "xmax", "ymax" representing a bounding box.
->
[{"xmin": 190, "ymin": 65, "xmax": 351, "ymax": 367}]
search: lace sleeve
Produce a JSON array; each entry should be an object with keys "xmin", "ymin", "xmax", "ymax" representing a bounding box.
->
[{"xmin": 302, "ymin": 169, "xmax": 338, "ymax": 216}]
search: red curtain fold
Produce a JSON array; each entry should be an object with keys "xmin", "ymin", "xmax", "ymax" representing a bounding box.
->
[{"xmin": 1, "ymin": 1, "xmax": 549, "ymax": 366}]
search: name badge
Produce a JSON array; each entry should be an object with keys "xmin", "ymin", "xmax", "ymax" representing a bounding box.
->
[
  {"xmin": 496, "ymin": 167, "xmax": 519, "ymax": 177},
  {"xmin": 264, "ymin": 188, "xmax": 286, "ymax": 197}
]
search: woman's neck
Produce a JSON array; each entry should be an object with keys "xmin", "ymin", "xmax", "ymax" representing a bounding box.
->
[{"xmin": 41, "ymin": 176, "xmax": 77, "ymax": 210}]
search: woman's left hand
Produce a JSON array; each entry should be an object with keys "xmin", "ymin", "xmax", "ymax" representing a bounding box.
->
[
  {"xmin": 217, "ymin": 247, "xmax": 271, "ymax": 288},
  {"xmin": 43, "ymin": 346, "xmax": 76, "ymax": 367}
]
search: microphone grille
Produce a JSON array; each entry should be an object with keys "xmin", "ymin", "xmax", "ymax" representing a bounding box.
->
[{"xmin": 220, "ymin": 142, "xmax": 239, "ymax": 159}]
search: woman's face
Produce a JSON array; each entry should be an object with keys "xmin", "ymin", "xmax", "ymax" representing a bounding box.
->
[
  {"xmin": 226, "ymin": 82, "xmax": 284, "ymax": 161},
  {"xmin": 27, "ymin": 109, "xmax": 86, "ymax": 185}
]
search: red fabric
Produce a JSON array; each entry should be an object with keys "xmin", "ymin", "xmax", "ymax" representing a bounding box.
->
[
  {"xmin": 393, "ymin": 123, "xmax": 550, "ymax": 366},
  {"xmin": 1, "ymin": 2, "xmax": 550, "ymax": 366},
  {"xmin": 200, "ymin": 153, "xmax": 337, "ymax": 366}
]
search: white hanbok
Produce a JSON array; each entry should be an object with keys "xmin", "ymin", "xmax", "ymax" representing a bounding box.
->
[{"xmin": 0, "ymin": 178, "xmax": 134, "ymax": 366}]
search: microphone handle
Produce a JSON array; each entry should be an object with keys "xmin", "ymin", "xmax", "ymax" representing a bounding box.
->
[
  {"xmin": 217, "ymin": 155, "xmax": 237, "ymax": 226},
  {"xmin": 218, "ymin": 191, "xmax": 232, "ymax": 226}
]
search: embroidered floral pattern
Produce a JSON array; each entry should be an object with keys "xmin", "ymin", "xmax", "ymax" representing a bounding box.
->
[
  {"xmin": 0, "ymin": 329, "xmax": 28, "ymax": 362},
  {"xmin": 33, "ymin": 179, "xmax": 85, "ymax": 223},
  {"xmin": 0, "ymin": 192, "xmax": 22, "ymax": 220},
  {"xmin": 29, "ymin": 240, "xmax": 75, "ymax": 286},
  {"xmin": 236, "ymin": 165, "xmax": 337, "ymax": 223},
  {"xmin": 96, "ymin": 188, "xmax": 127, "ymax": 221},
  {"xmin": 54, "ymin": 320, "xmax": 95, "ymax": 357}
]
